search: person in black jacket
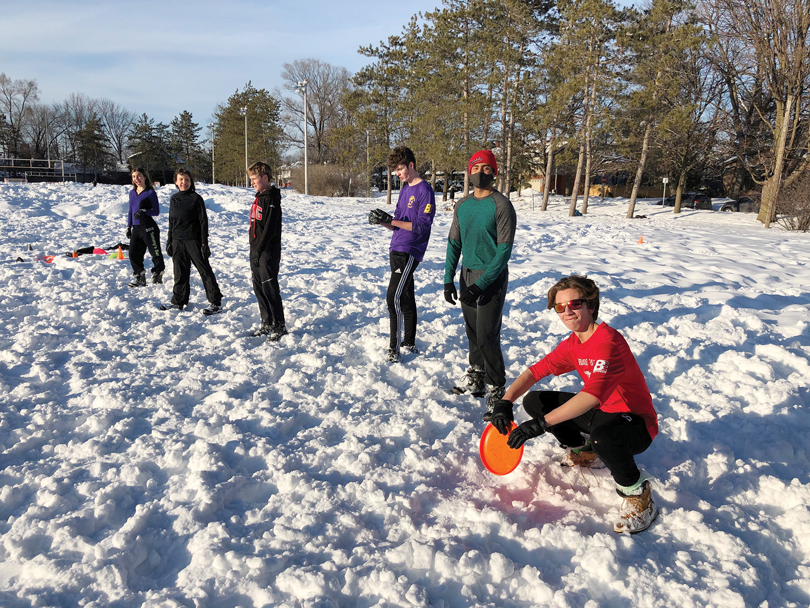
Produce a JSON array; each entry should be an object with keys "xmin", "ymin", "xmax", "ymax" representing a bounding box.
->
[
  {"xmin": 161, "ymin": 168, "xmax": 223, "ymax": 314},
  {"xmin": 248, "ymin": 161, "xmax": 286, "ymax": 341}
]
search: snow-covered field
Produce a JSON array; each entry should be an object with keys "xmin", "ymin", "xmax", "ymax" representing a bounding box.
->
[{"xmin": 0, "ymin": 181, "xmax": 809, "ymax": 608}]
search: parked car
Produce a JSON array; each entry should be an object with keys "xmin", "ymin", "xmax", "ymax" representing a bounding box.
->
[
  {"xmin": 658, "ymin": 192, "xmax": 712, "ymax": 210},
  {"xmin": 720, "ymin": 195, "xmax": 761, "ymax": 213}
]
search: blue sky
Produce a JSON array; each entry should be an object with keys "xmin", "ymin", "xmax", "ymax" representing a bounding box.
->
[
  {"xmin": 4, "ymin": 0, "xmax": 636, "ymax": 129},
  {"xmin": 1, "ymin": 0, "xmax": 446, "ymax": 126}
]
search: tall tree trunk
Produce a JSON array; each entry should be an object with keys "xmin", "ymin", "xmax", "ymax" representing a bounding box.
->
[
  {"xmin": 581, "ymin": 67, "xmax": 598, "ymax": 215},
  {"xmin": 541, "ymin": 129, "xmax": 555, "ymax": 211},
  {"xmin": 626, "ymin": 122, "xmax": 653, "ymax": 219},
  {"xmin": 758, "ymin": 95, "xmax": 795, "ymax": 227},
  {"xmin": 568, "ymin": 143, "xmax": 585, "ymax": 216},
  {"xmin": 673, "ymin": 172, "xmax": 686, "ymax": 214}
]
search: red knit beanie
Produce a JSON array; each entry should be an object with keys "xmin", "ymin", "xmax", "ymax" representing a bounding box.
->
[{"xmin": 468, "ymin": 149, "xmax": 498, "ymax": 176}]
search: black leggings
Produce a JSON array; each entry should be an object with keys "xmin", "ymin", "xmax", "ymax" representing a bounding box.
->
[{"xmin": 523, "ymin": 391, "xmax": 652, "ymax": 487}]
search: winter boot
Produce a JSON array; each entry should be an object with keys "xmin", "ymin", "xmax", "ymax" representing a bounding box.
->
[
  {"xmin": 252, "ymin": 323, "xmax": 272, "ymax": 337},
  {"xmin": 483, "ymin": 385, "xmax": 506, "ymax": 421},
  {"xmin": 160, "ymin": 303, "xmax": 184, "ymax": 311},
  {"xmin": 614, "ymin": 478, "xmax": 658, "ymax": 534},
  {"xmin": 451, "ymin": 367, "xmax": 485, "ymax": 397},
  {"xmin": 267, "ymin": 325, "xmax": 289, "ymax": 343},
  {"xmin": 561, "ymin": 441, "xmax": 606, "ymax": 469},
  {"xmin": 401, "ymin": 343, "xmax": 419, "ymax": 355},
  {"xmin": 129, "ymin": 271, "xmax": 147, "ymax": 288},
  {"xmin": 385, "ymin": 348, "xmax": 401, "ymax": 363}
]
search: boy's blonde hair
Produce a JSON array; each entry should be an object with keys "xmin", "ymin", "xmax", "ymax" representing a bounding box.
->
[{"xmin": 248, "ymin": 161, "xmax": 273, "ymax": 180}]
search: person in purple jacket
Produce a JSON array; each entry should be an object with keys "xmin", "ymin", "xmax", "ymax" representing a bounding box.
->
[
  {"xmin": 127, "ymin": 167, "xmax": 165, "ymax": 287},
  {"xmin": 369, "ymin": 146, "xmax": 436, "ymax": 363}
]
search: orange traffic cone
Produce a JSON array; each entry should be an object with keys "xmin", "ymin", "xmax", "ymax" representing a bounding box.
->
[
  {"xmin": 72, "ymin": 251, "xmax": 78, "ymax": 258},
  {"xmin": 117, "ymin": 245, "xmax": 125, "ymax": 260},
  {"xmin": 638, "ymin": 235, "xmax": 644, "ymax": 244}
]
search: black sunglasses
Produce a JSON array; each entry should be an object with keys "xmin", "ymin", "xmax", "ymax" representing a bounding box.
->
[{"xmin": 553, "ymin": 299, "xmax": 586, "ymax": 313}]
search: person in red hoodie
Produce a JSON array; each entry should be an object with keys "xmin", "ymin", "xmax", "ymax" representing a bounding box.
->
[
  {"xmin": 489, "ymin": 275, "xmax": 659, "ymax": 534},
  {"xmin": 248, "ymin": 161, "xmax": 286, "ymax": 342}
]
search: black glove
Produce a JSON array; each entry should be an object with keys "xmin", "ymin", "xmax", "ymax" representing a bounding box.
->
[
  {"xmin": 369, "ymin": 208, "xmax": 393, "ymax": 225},
  {"xmin": 166, "ymin": 241, "xmax": 173, "ymax": 257},
  {"xmin": 201, "ymin": 244, "xmax": 211, "ymax": 259},
  {"xmin": 459, "ymin": 284, "xmax": 483, "ymax": 306},
  {"xmin": 134, "ymin": 209, "xmax": 146, "ymax": 220},
  {"xmin": 444, "ymin": 283, "xmax": 457, "ymax": 305},
  {"xmin": 490, "ymin": 399, "xmax": 514, "ymax": 435},
  {"xmin": 507, "ymin": 418, "xmax": 548, "ymax": 449},
  {"xmin": 126, "ymin": 227, "xmax": 131, "ymax": 239}
]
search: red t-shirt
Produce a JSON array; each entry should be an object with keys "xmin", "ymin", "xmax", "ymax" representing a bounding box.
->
[{"xmin": 529, "ymin": 322, "xmax": 658, "ymax": 440}]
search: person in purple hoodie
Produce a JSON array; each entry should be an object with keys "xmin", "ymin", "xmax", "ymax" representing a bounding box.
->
[
  {"xmin": 127, "ymin": 167, "xmax": 165, "ymax": 287},
  {"xmin": 369, "ymin": 146, "xmax": 436, "ymax": 363}
]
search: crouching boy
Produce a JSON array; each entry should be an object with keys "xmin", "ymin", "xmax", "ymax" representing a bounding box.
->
[{"xmin": 490, "ymin": 275, "xmax": 659, "ymax": 533}]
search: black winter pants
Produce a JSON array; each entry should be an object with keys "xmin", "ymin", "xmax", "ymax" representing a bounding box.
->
[
  {"xmin": 250, "ymin": 247, "xmax": 285, "ymax": 328},
  {"xmin": 129, "ymin": 219, "xmax": 165, "ymax": 276},
  {"xmin": 523, "ymin": 391, "xmax": 652, "ymax": 487},
  {"xmin": 170, "ymin": 239, "xmax": 222, "ymax": 307},
  {"xmin": 460, "ymin": 266, "xmax": 508, "ymax": 387},
  {"xmin": 387, "ymin": 251, "xmax": 419, "ymax": 351}
]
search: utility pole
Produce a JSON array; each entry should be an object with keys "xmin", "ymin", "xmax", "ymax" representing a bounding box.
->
[
  {"xmin": 240, "ymin": 106, "xmax": 248, "ymax": 187},
  {"xmin": 366, "ymin": 130, "xmax": 370, "ymax": 198},
  {"xmin": 295, "ymin": 80, "xmax": 309, "ymax": 195},
  {"xmin": 208, "ymin": 122, "xmax": 215, "ymax": 184}
]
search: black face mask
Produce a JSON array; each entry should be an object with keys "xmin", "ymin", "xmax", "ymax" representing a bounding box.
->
[{"xmin": 470, "ymin": 171, "xmax": 494, "ymax": 189}]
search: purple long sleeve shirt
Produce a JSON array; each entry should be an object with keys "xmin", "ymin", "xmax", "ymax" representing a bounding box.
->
[
  {"xmin": 128, "ymin": 189, "xmax": 160, "ymax": 228},
  {"xmin": 389, "ymin": 180, "xmax": 436, "ymax": 262}
]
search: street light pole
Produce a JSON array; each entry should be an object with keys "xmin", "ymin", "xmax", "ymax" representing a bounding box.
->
[
  {"xmin": 295, "ymin": 80, "xmax": 309, "ymax": 195},
  {"xmin": 208, "ymin": 122, "xmax": 215, "ymax": 184},
  {"xmin": 240, "ymin": 107, "xmax": 248, "ymax": 188},
  {"xmin": 366, "ymin": 130, "xmax": 370, "ymax": 198}
]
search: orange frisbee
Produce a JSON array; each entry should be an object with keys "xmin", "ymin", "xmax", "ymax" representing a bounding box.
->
[{"xmin": 480, "ymin": 422, "xmax": 524, "ymax": 475}]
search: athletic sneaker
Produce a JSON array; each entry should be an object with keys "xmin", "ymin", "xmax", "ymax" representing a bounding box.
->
[
  {"xmin": 401, "ymin": 343, "xmax": 418, "ymax": 355},
  {"xmin": 160, "ymin": 303, "xmax": 184, "ymax": 311},
  {"xmin": 561, "ymin": 442, "xmax": 605, "ymax": 469},
  {"xmin": 483, "ymin": 385, "xmax": 506, "ymax": 421},
  {"xmin": 614, "ymin": 480, "xmax": 658, "ymax": 534},
  {"xmin": 451, "ymin": 367, "xmax": 485, "ymax": 397},
  {"xmin": 202, "ymin": 304, "xmax": 222, "ymax": 316},
  {"xmin": 152, "ymin": 271, "xmax": 163, "ymax": 284},
  {"xmin": 386, "ymin": 348, "xmax": 401, "ymax": 363},
  {"xmin": 129, "ymin": 271, "xmax": 146, "ymax": 288},
  {"xmin": 267, "ymin": 325, "xmax": 288, "ymax": 343},
  {"xmin": 252, "ymin": 323, "xmax": 272, "ymax": 337}
]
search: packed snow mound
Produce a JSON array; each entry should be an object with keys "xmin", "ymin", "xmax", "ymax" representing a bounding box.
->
[{"xmin": 1, "ymin": 182, "xmax": 809, "ymax": 607}]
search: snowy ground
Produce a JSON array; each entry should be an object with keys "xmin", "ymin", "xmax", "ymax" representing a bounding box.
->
[{"xmin": 0, "ymin": 181, "xmax": 809, "ymax": 608}]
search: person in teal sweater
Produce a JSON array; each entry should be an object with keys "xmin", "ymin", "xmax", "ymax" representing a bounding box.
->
[{"xmin": 444, "ymin": 149, "xmax": 517, "ymax": 419}]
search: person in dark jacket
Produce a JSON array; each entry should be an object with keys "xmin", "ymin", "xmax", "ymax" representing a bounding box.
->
[
  {"xmin": 161, "ymin": 168, "xmax": 223, "ymax": 314},
  {"xmin": 127, "ymin": 167, "xmax": 165, "ymax": 287},
  {"xmin": 248, "ymin": 161, "xmax": 286, "ymax": 341}
]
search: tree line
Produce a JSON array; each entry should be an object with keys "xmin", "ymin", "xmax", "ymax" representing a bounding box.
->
[
  {"xmin": 304, "ymin": 0, "xmax": 806, "ymax": 227},
  {"xmin": 2, "ymin": 0, "xmax": 809, "ymax": 228}
]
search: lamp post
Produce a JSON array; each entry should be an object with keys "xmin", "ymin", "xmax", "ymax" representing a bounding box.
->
[
  {"xmin": 240, "ymin": 106, "xmax": 248, "ymax": 187},
  {"xmin": 208, "ymin": 122, "xmax": 215, "ymax": 185},
  {"xmin": 366, "ymin": 130, "xmax": 370, "ymax": 198},
  {"xmin": 295, "ymin": 80, "xmax": 309, "ymax": 195}
]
